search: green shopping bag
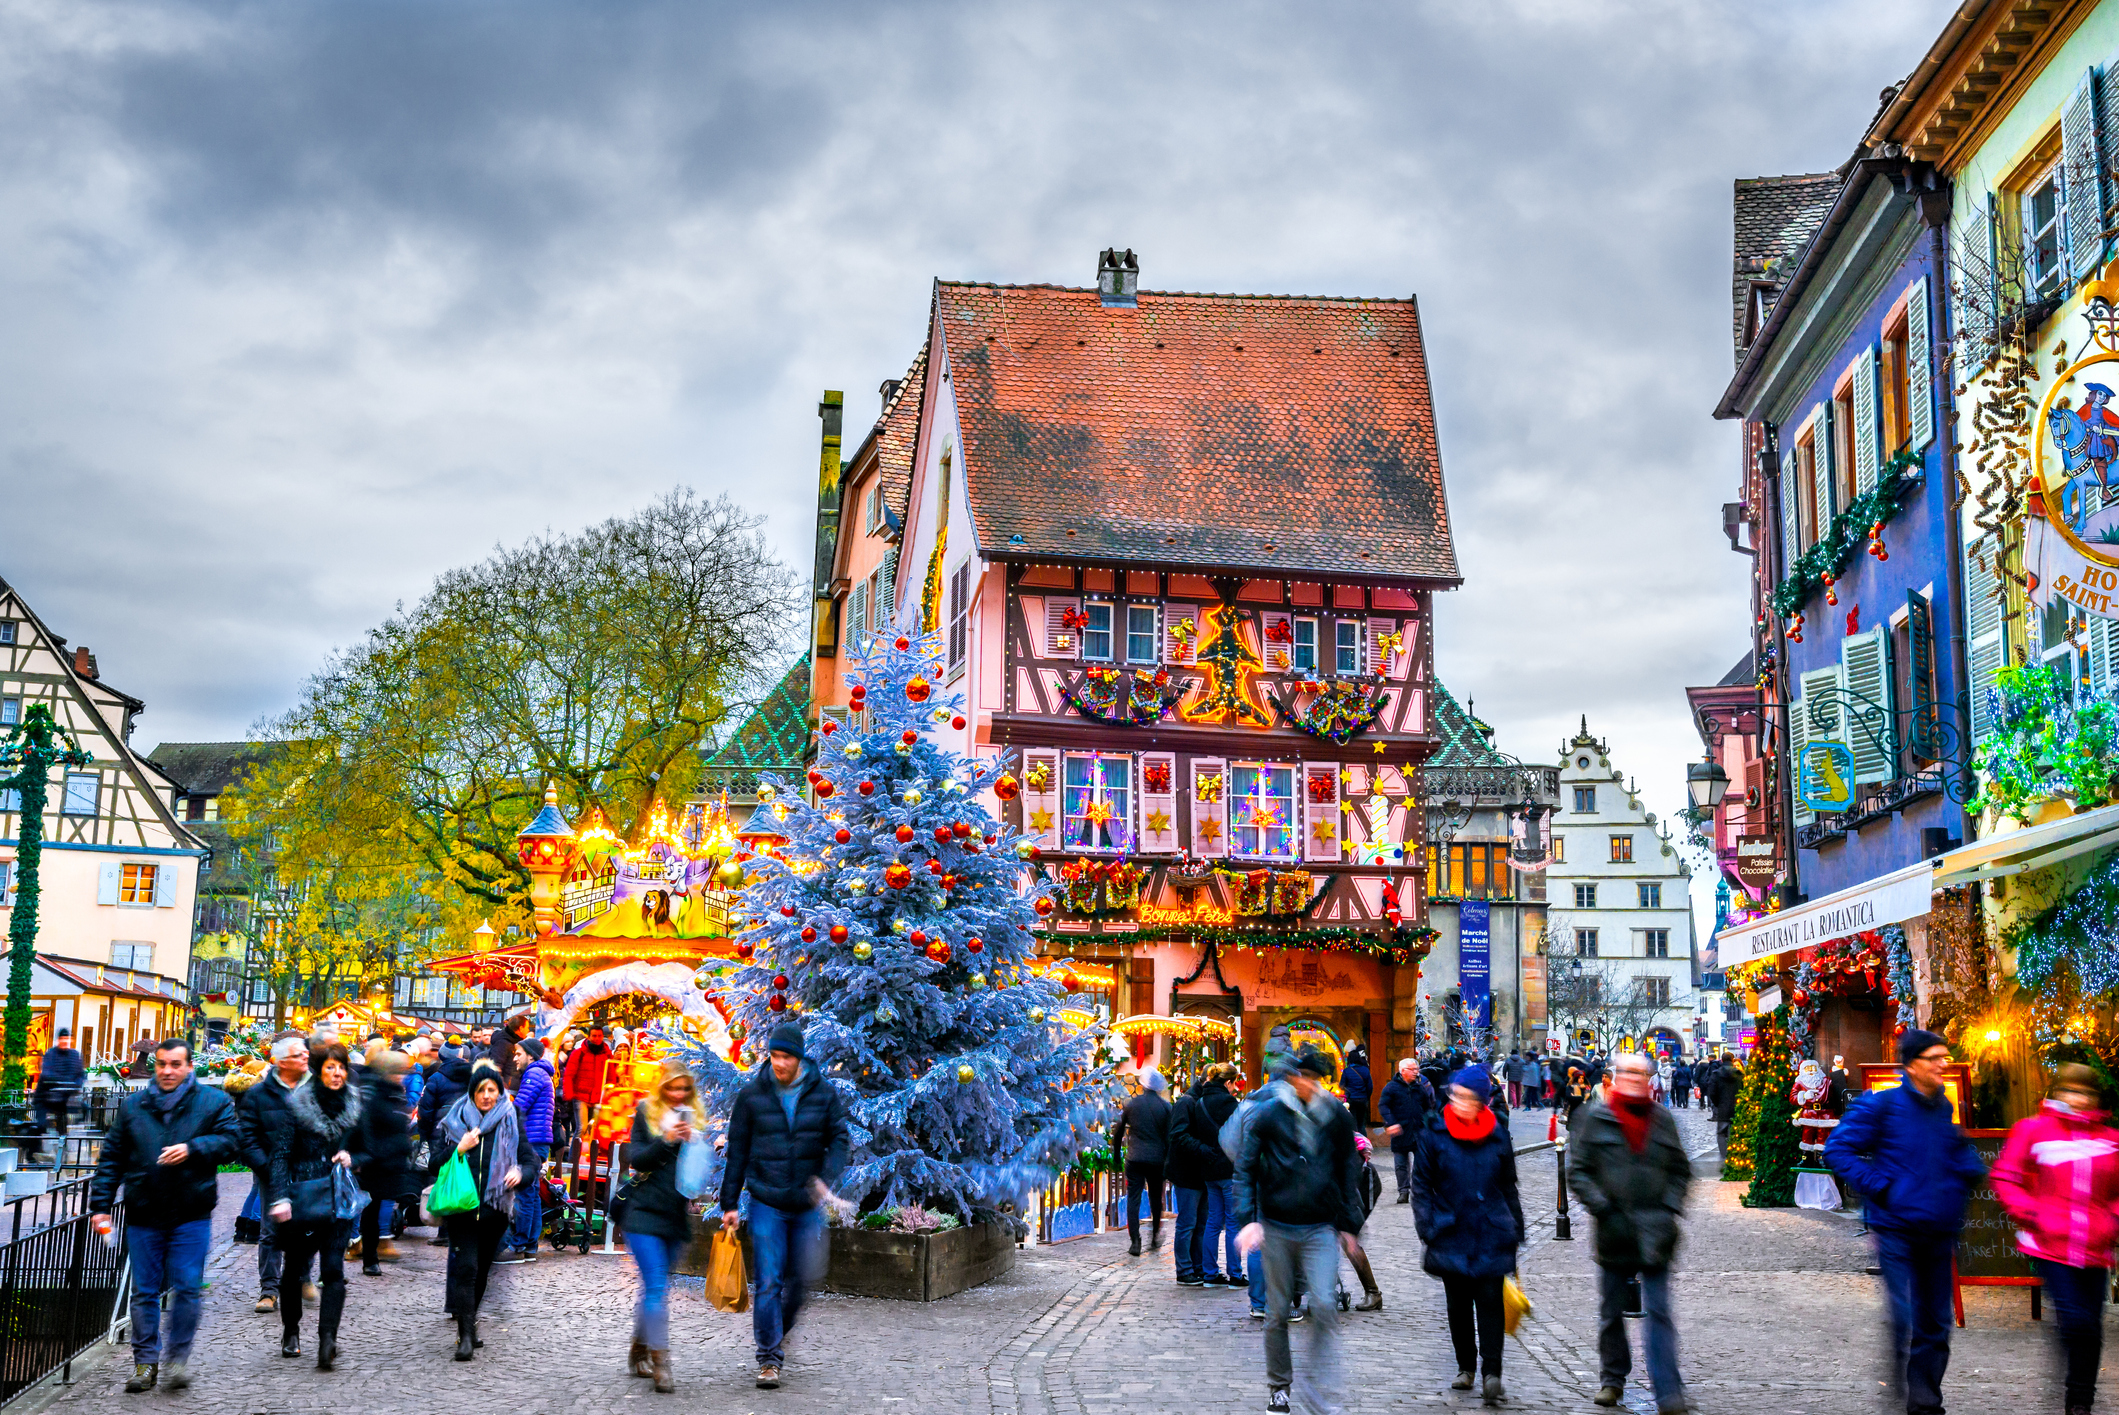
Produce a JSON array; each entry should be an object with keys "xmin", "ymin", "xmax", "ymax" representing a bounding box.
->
[{"xmin": 429, "ymin": 1149, "xmax": 481, "ymax": 1215}]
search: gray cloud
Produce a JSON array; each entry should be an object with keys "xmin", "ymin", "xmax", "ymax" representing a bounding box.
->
[{"xmin": 0, "ymin": 0, "xmax": 1952, "ymax": 916}]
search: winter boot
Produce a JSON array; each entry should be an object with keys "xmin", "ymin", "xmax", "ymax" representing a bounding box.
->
[
  {"xmin": 1127, "ymin": 1229, "xmax": 1142, "ymax": 1256},
  {"xmin": 280, "ymin": 1320, "xmax": 301, "ymax": 1359},
  {"xmin": 316, "ymin": 1330, "xmax": 338, "ymax": 1371},
  {"xmin": 1354, "ymin": 1288, "xmax": 1383, "ymax": 1311},
  {"xmin": 629, "ymin": 1341, "xmax": 653, "ymax": 1378},
  {"xmin": 454, "ymin": 1315, "xmax": 476, "ymax": 1361},
  {"xmin": 651, "ymin": 1350, "xmax": 673, "ymax": 1394},
  {"xmin": 124, "ymin": 1365, "xmax": 157, "ymax": 1393},
  {"xmin": 1149, "ymin": 1217, "xmax": 1163, "ymax": 1249}
]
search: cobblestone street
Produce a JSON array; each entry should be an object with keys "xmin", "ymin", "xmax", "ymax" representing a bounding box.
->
[{"xmin": 39, "ymin": 1108, "xmax": 2095, "ymax": 1414}]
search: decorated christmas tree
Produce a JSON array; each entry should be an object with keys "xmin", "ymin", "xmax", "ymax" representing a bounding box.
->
[
  {"xmin": 674, "ymin": 623, "xmax": 1118, "ymax": 1225},
  {"xmin": 1734, "ymin": 1005, "xmax": 1801, "ymax": 1206}
]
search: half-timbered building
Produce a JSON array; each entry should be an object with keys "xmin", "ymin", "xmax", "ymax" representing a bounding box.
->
[{"xmin": 868, "ymin": 252, "xmax": 1461, "ymax": 1079}]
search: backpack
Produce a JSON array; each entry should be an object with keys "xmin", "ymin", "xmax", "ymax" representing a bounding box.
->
[{"xmin": 1219, "ymin": 1095, "xmax": 1256, "ymax": 1162}]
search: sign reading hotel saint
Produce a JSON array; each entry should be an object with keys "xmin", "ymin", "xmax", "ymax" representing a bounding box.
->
[{"xmin": 2030, "ymin": 339, "xmax": 2119, "ymax": 620}]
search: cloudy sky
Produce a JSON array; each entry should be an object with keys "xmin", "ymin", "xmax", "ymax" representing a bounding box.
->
[{"xmin": 2, "ymin": 0, "xmax": 1951, "ymax": 877}]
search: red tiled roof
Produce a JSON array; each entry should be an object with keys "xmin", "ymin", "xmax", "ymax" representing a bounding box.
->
[
  {"xmin": 873, "ymin": 343, "xmax": 927, "ymax": 521},
  {"xmin": 936, "ymin": 283, "xmax": 1458, "ymax": 583}
]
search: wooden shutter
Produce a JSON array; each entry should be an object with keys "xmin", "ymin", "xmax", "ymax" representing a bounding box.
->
[
  {"xmin": 1139, "ymin": 751, "xmax": 1178, "ymax": 852},
  {"xmin": 1261, "ymin": 610, "xmax": 1293, "ymax": 671},
  {"xmin": 1955, "ymin": 204, "xmax": 1995, "ymax": 371},
  {"xmin": 1809, "ymin": 409, "xmax": 1834, "ymax": 532},
  {"xmin": 1800, "ymin": 666, "xmax": 1847, "ymax": 747},
  {"xmin": 1788, "ymin": 695, "xmax": 1813, "ymax": 827},
  {"xmin": 1966, "ymin": 540, "xmax": 2005, "ymax": 745},
  {"xmin": 1366, "ymin": 618, "xmax": 1406, "ymax": 680},
  {"xmin": 2097, "ymin": 614, "xmax": 2119, "ymax": 700},
  {"xmin": 1841, "ymin": 627, "xmax": 1896, "ymax": 783},
  {"xmin": 1022, "ymin": 749, "xmax": 1060, "ymax": 851},
  {"xmin": 1191, "ymin": 757, "xmax": 1228, "ymax": 860},
  {"xmin": 97, "ymin": 862, "xmax": 121, "ymax": 906},
  {"xmin": 2067, "ymin": 68, "xmax": 2106, "ymax": 280},
  {"xmin": 1302, "ymin": 762, "xmax": 1340, "ymax": 863},
  {"xmin": 1852, "ymin": 346, "xmax": 1880, "ymax": 495},
  {"xmin": 1043, "ymin": 596, "xmax": 1082, "ymax": 660},
  {"xmin": 153, "ymin": 862, "xmax": 176, "ymax": 907},
  {"xmin": 1779, "ymin": 446, "xmax": 1800, "ymax": 563},
  {"xmin": 1906, "ymin": 590, "xmax": 1938, "ymax": 758},
  {"xmin": 1165, "ymin": 605, "xmax": 1201, "ymax": 665},
  {"xmin": 876, "ymin": 548, "xmax": 898, "ymax": 632},
  {"xmin": 848, "ymin": 582, "xmax": 868, "ymax": 649},
  {"xmin": 1907, "ymin": 276, "xmax": 1934, "ymax": 452}
]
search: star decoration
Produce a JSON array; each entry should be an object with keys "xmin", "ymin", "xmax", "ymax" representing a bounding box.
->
[
  {"xmin": 1028, "ymin": 806, "xmax": 1054, "ymax": 832},
  {"xmin": 1372, "ymin": 741, "xmax": 1387, "ymax": 754},
  {"xmin": 1083, "ymin": 801, "xmax": 1115, "ymax": 825},
  {"xmin": 1144, "ymin": 808, "xmax": 1172, "ymax": 834},
  {"xmin": 1311, "ymin": 819, "xmax": 1336, "ymax": 844},
  {"xmin": 1196, "ymin": 818, "xmax": 1222, "ymax": 844}
]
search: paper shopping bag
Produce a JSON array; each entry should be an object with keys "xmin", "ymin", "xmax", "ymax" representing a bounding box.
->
[{"xmin": 708, "ymin": 1228, "xmax": 751, "ymax": 1313}]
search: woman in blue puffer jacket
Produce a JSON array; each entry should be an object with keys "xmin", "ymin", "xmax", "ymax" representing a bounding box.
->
[{"xmin": 1412, "ymin": 1066, "xmax": 1524, "ymax": 1407}]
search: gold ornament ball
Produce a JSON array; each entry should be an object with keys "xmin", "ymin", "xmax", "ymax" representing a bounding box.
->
[
  {"xmin": 895, "ymin": 742, "xmax": 912, "ymax": 755},
  {"xmin": 956, "ymin": 1064, "xmax": 976, "ymax": 1084},
  {"xmin": 844, "ymin": 742, "xmax": 863, "ymax": 757},
  {"xmin": 853, "ymin": 941, "xmax": 873, "ymax": 961},
  {"xmin": 904, "ymin": 789, "xmax": 923, "ymax": 805},
  {"xmin": 757, "ymin": 784, "xmax": 777, "ymax": 802},
  {"xmin": 718, "ymin": 860, "xmax": 746, "ymax": 887},
  {"xmin": 1029, "ymin": 1008, "xmax": 1046, "ymax": 1024},
  {"xmin": 968, "ymin": 972, "xmax": 987, "ymax": 990}
]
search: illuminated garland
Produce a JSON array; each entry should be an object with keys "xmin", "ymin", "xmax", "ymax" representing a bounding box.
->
[
  {"xmin": 1036, "ymin": 922, "xmax": 1436, "ymax": 960},
  {"xmin": 1770, "ymin": 447, "xmax": 1924, "ymax": 619},
  {"xmin": 1274, "ymin": 680, "xmax": 1389, "ymax": 746},
  {"xmin": 1973, "ymin": 662, "xmax": 2119, "ymax": 825},
  {"xmin": 1180, "ymin": 604, "xmax": 1270, "ymax": 727},
  {"xmin": 2014, "ymin": 848, "xmax": 2119, "ymax": 996},
  {"xmin": 1884, "ymin": 924, "xmax": 1916, "ymax": 1038},
  {"xmin": 1735, "ymin": 1005, "xmax": 1800, "ymax": 1207},
  {"xmin": 1064, "ymin": 665, "xmax": 1186, "ymax": 726}
]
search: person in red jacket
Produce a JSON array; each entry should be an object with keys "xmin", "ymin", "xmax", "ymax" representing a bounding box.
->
[
  {"xmin": 561, "ymin": 1027, "xmax": 614, "ymax": 1140},
  {"xmin": 1992, "ymin": 1063, "xmax": 2119, "ymax": 1415}
]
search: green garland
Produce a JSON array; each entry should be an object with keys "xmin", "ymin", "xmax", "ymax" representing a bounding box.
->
[
  {"xmin": 1973, "ymin": 662, "xmax": 2119, "ymax": 825},
  {"xmin": 0, "ymin": 706, "xmax": 93, "ymax": 1093},
  {"xmin": 1770, "ymin": 448, "xmax": 1925, "ymax": 619},
  {"xmin": 1038, "ymin": 921, "xmax": 1437, "ymax": 960},
  {"xmin": 1735, "ymin": 1005, "xmax": 1801, "ymax": 1207},
  {"xmin": 2011, "ymin": 847, "xmax": 2119, "ymax": 996}
]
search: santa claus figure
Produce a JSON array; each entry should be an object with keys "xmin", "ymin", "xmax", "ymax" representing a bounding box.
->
[{"xmin": 1792, "ymin": 1059, "xmax": 1838, "ymax": 1155}]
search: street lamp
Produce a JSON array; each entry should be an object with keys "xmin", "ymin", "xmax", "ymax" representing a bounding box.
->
[{"xmin": 1685, "ymin": 757, "xmax": 1730, "ymax": 814}]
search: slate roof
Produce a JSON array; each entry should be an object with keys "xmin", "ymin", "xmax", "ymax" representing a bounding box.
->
[
  {"xmin": 700, "ymin": 655, "xmax": 811, "ymax": 794},
  {"xmin": 873, "ymin": 343, "xmax": 927, "ymax": 521},
  {"xmin": 934, "ymin": 282, "xmax": 1458, "ymax": 583},
  {"xmin": 1424, "ymin": 680, "xmax": 1509, "ymax": 769},
  {"xmin": 146, "ymin": 741, "xmax": 281, "ymax": 797},
  {"xmin": 1714, "ymin": 650, "xmax": 1757, "ymax": 688},
  {"xmin": 1731, "ymin": 173, "xmax": 1840, "ymax": 365}
]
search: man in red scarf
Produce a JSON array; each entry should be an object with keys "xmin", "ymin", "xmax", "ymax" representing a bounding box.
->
[{"xmin": 1567, "ymin": 1052, "xmax": 1692, "ymax": 1414}]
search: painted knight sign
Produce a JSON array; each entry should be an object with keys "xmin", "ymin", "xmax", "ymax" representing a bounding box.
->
[{"xmin": 2030, "ymin": 327, "xmax": 2119, "ymax": 620}]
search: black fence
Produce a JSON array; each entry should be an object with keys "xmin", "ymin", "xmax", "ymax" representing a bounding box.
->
[{"xmin": 0, "ymin": 1190, "xmax": 125, "ymax": 1406}]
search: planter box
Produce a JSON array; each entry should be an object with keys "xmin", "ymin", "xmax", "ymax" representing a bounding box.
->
[
  {"xmin": 674, "ymin": 1218, "xmax": 1016, "ymax": 1302},
  {"xmin": 823, "ymin": 1221, "xmax": 1015, "ymax": 1302}
]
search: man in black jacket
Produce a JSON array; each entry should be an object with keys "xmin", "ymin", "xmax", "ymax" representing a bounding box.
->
[
  {"xmin": 1235, "ymin": 1047, "xmax": 1362, "ymax": 1415},
  {"xmin": 1704, "ymin": 1057, "xmax": 1743, "ymax": 1165},
  {"xmin": 30, "ymin": 1028, "xmax": 86, "ymax": 1165},
  {"xmin": 239, "ymin": 1036, "xmax": 312, "ymax": 1311},
  {"xmin": 1110, "ymin": 1067, "xmax": 1173, "ymax": 1255},
  {"xmin": 718, "ymin": 1023, "xmax": 850, "ymax": 1392},
  {"xmin": 91, "ymin": 1039, "xmax": 240, "ymax": 1394},
  {"xmin": 1166, "ymin": 1067, "xmax": 1238, "ymax": 1288},
  {"xmin": 1378, "ymin": 1057, "xmax": 1431, "ymax": 1203}
]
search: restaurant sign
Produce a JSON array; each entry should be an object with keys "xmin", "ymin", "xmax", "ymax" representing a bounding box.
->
[{"xmin": 1713, "ymin": 859, "xmax": 1932, "ymax": 966}]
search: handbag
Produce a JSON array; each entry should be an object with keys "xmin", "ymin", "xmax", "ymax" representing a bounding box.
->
[
  {"xmin": 609, "ymin": 1173, "xmax": 635, "ymax": 1227},
  {"xmin": 429, "ymin": 1149, "xmax": 481, "ymax": 1215},
  {"xmin": 289, "ymin": 1176, "xmax": 336, "ymax": 1226}
]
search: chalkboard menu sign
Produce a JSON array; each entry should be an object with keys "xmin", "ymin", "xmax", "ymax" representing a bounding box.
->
[{"xmin": 1956, "ymin": 1129, "xmax": 2032, "ymax": 1283}]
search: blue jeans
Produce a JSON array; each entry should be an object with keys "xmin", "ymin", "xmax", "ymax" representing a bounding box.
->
[
  {"xmin": 1262, "ymin": 1221, "xmax": 1343, "ymax": 1414},
  {"xmin": 508, "ymin": 1144, "xmax": 549, "ymax": 1250},
  {"xmin": 626, "ymin": 1229, "xmax": 673, "ymax": 1351},
  {"xmin": 2034, "ymin": 1257, "xmax": 2108, "ymax": 1408},
  {"xmin": 1596, "ymin": 1265, "xmax": 1682, "ymax": 1408},
  {"xmin": 1247, "ymin": 1243, "xmax": 1266, "ymax": 1312},
  {"xmin": 1873, "ymin": 1228, "xmax": 1955, "ymax": 1414},
  {"xmin": 1204, "ymin": 1178, "xmax": 1237, "ymax": 1280},
  {"xmin": 128, "ymin": 1219, "xmax": 212, "ymax": 1365},
  {"xmin": 1172, "ymin": 1186, "xmax": 1206, "ymax": 1281},
  {"xmin": 748, "ymin": 1202, "xmax": 825, "ymax": 1367}
]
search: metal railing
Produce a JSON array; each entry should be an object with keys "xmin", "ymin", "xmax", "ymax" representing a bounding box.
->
[{"xmin": 0, "ymin": 1195, "xmax": 125, "ymax": 1406}]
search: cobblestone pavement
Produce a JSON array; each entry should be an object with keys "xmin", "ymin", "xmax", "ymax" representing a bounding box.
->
[{"xmin": 44, "ymin": 1106, "xmax": 2098, "ymax": 1413}]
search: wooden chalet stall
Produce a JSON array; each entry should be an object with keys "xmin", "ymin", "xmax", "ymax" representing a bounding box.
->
[{"xmin": 872, "ymin": 253, "xmax": 1462, "ymax": 1082}]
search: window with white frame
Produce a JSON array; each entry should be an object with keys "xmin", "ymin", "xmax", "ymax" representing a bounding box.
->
[
  {"xmin": 110, "ymin": 942, "xmax": 152, "ymax": 971},
  {"xmin": 1062, "ymin": 755, "xmax": 1131, "ymax": 852},
  {"xmin": 2024, "ymin": 163, "xmax": 2066, "ymax": 300},
  {"xmin": 1644, "ymin": 928, "xmax": 1670, "ymax": 958},
  {"xmin": 0, "ymin": 697, "xmax": 16, "ymax": 726},
  {"xmin": 0, "ymin": 861, "xmax": 12, "ymax": 908},
  {"xmin": 1126, "ymin": 605, "xmax": 1158, "ymax": 664},
  {"xmin": 62, "ymin": 772, "xmax": 99, "ymax": 816},
  {"xmin": 1573, "ymin": 883, "xmax": 1597, "ymax": 909},
  {"xmin": 1082, "ymin": 603, "xmax": 1114, "ymax": 661},
  {"xmin": 119, "ymin": 863, "xmax": 158, "ymax": 905},
  {"xmin": 1229, "ymin": 762, "xmax": 1297, "ymax": 859},
  {"xmin": 1638, "ymin": 882, "xmax": 1662, "ymax": 909},
  {"xmin": 1334, "ymin": 621, "xmax": 1360, "ymax": 674},
  {"xmin": 946, "ymin": 564, "xmax": 971, "ymax": 674},
  {"xmin": 864, "ymin": 483, "xmax": 883, "ymax": 535},
  {"xmin": 1292, "ymin": 618, "xmax": 1317, "ymax": 672},
  {"xmin": 0, "ymin": 622, "xmax": 14, "ymax": 644},
  {"xmin": 0, "ymin": 788, "xmax": 17, "ymax": 814}
]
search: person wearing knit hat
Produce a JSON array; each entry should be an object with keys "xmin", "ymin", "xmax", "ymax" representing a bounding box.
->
[
  {"xmin": 1990, "ymin": 1063, "xmax": 2119, "ymax": 1415},
  {"xmin": 1826, "ymin": 1031, "xmax": 1986, "ymax": 1415},
  {"xmin": 1413, "ymin": 1060, "xmax": 1523, "ymax": 1404}
]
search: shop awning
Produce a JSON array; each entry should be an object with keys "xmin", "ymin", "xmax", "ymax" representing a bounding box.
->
[
  {"xmin": 1713, "ymin": 860, "xmax": 1935, "ymax": 967},
  {"xmin": 1929, "ymin": 801, "xmax": 2119, "ymax": 888}
]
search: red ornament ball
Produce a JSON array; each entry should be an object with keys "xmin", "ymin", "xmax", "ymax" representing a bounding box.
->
[
  {"xmin": 895, "ymin": 825, "xmax": 915, "ymax": 844},
  {"xmin": 858, "ymin": 780, "xmax": 875, "ymax": 796},
  {"xmin": 885, "ymin": 864, "xmax": 913, "ymax": 889},
  {"xmin": 768, "ymin": 994, "xmax": 787, "ymax": 1012},
  {"xmin": 927, "ymin": 860, "xmax": 944, "ymax": 875},
  {"xmin": 941, "ymin": 873, "xmax": 957, "ymax": 888},
  {"xmin": 1791, "ymin": 989, "xmax": 1808, "ymax": 1006},
  {"xmin": 984, "ymin": 833, "xmax": 996, "ymax": 844},
  {"xmin": 1033, "ymin": 896, "xmax": 1054, "ymax": 916},
  {"xmin": 894, "ymin": 636, "xmax": 910, "ymax": 651},
  {"xmin": 951, "ymin": 715, "xmax": 966, "ymax": 730},
  {"xmin": 925, "ymin": 939, "xmax": 952, "ymax": 964},
  {"xmin": 800, "ymin": 926, "xmax": 817, "ymax": 943},
  {"xmin": 834, "ymin": 828, "xmax": 851, "ymax": 844},
  {"xmin": 779, "ymin": 905, "xmax": 797, "ymax": 917},
  {"xmin": 820, "ymin": 720, "xmax": 837, "ymax": 735},
  {"xmin": 906, "ymin": 676, "xmax": 932, "ymax": 703},
  {"xmin": 934, "ymin": 826, "xmax": 953, "ymax": 843},
  {"xmin": 909, "ymin": 930, "xmax": 928, "ymax": 947},
  {"xmin": 994, "ymin": 774, "xmax": 1021, "ymax": 801},
  {"xmin": 952, "ymin": 822, "xmax": 972, "ymax": 838},
  {"xmin": 901, "ymin": 730, "xmax": 918, "ymax": 745},
  {"xmin": 815, "ymin": 779, "xmax": 835, "ymax": 798},
  {"xmin": 773, "ymin": 975, "xmax": 790, "ymax": 989},
  {"xmin": 828, "ymin": 924, "xmax": 848, "ymax": 943},
  {"xmin": 735, "ymin": 941, "xmax": 755, "ymax": 960},
  {"xmin": 966, "ymin": 936, "xmax": 983, "ymax": 954}
]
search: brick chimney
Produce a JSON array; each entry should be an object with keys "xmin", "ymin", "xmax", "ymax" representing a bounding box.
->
[{"xmin": 73, "ymin": 646, "xmax": 98, "ymax": 679}]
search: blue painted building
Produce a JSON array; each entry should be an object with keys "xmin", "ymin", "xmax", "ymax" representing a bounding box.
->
[{"xmin": 1715, "ymin": 156, "xmax": 1971, "ymax": 915}]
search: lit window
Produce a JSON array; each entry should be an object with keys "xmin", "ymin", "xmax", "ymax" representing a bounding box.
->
[
  {"xmin": 1550, "ymin": 835, "xmax": 1565, "ymax": 863},
  {"xmin": 63, "ymin": 772, "xmax": 99, "ymax": 816},
  {"xmin": 1573, "ymin": 883, "xmax": 1597, "ymax": 909},
  {"xmin": 1062, "ymin": 755, "xmax": 1131, "ymax": 852},
  {"xmin": 1573, "ymin": 786, "xmax": 1596, "ymax": 814},
  {"xmin": 1126, "ymin": 606, "xmax": 1159, "ymax": 664},
  {"xmin": 1082, "ymin": 603, "xmax": 1114, "ymax": 661},
  {"xmin": 1609, "ymin": 834, "xmax": 1633, "ymax": 864},
  {"xmin": 120, "ymin": 864, "xmax": 158, "ymax": 904},
  {"xmin": 1292, "ymin": 619, "xmax": 1317, "ymax": 672},
  {"xmin": 1334, "ymin": 622, "xmax": 1360, "ymax": 675},
  {"xmin": 1230, "ymin": 763, "xmax": 1297, "ymax": 859},
  {"xmin": 1638, "ymin": 882, "xmax": 1661, "ymax": 909},
  {"xmin": 1645, "ymin": 929, "xmax": 1670, "ymax": 958}
]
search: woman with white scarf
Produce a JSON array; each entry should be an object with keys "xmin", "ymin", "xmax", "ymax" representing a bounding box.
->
[{"xmin": 436, "ymin": 1061, "xmax": 535, "ymax": 1360}]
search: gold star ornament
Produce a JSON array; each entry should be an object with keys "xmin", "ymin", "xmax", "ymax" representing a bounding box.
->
[
  {"xmin": 1196, "ymin": 818, "xmax": 1222, "ymax": 845},
  {"xmin": 1144, "ymin": 808, "xmax": 1172, "ymax": 834},
  {"xmin": 1311, "ymin": 819, "xmax": 1336, "ymax": 844},
  {"xmin": 1027, "ymin": 806, "xmax": 1054, "ymax": 832}
]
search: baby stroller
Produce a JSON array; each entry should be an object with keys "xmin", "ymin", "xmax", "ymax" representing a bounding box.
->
[{"xmin": 541, "ymin": 1170, "xmax": 593, "ymax": 1253}]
